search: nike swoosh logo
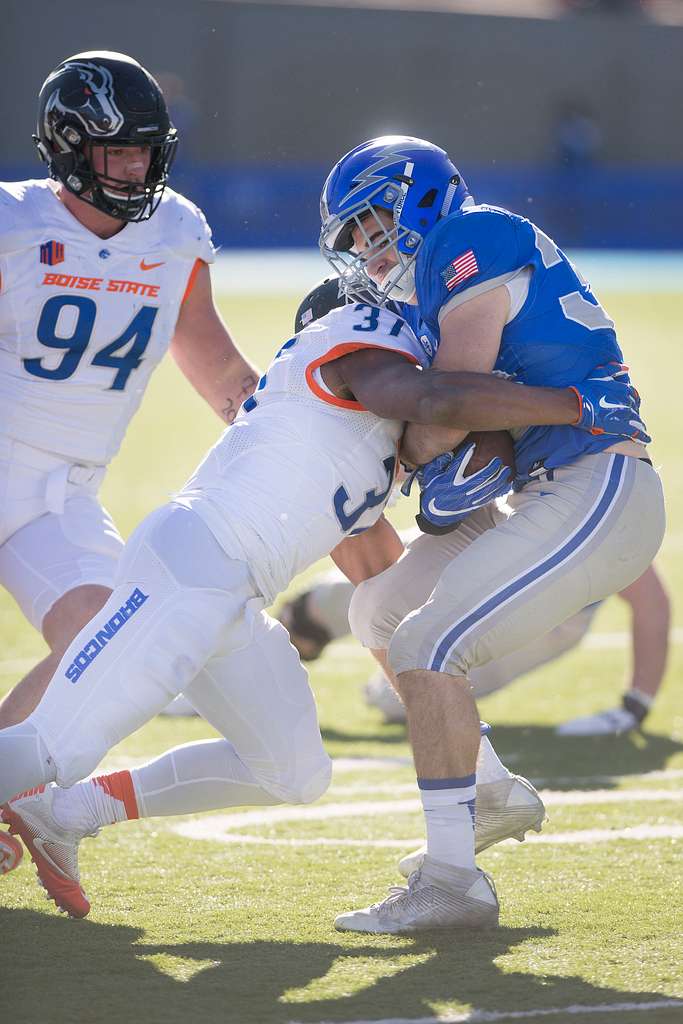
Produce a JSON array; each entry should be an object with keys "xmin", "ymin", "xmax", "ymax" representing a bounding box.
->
[
  {"xmin": 32, "ymin": 836, "xmax": 73, "ymax": 880},
  {"xmin": 426, "ymin": 498, "xmax": 461, "ymax": 519},
  {"xmin": 139, "ymin": 259, "xmax": 165, "ymax": 271},
  {"xmin": 598, "ymin": 396, "xmax": 627, "ymax": 410}
]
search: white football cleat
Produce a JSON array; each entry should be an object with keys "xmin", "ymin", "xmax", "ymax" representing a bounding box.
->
[
  {"xmin": 363, "ymin": 671, "xmax": 406, "ymax": 725},
  {"xmin": 555, "ymin": 706, "xmax": 639, "ymax": 736},
  {"xmin": 398, "ymin": 775, "xmax": 546, "ymax": 878},
  {"xmin": 335, "ymin": 856, "xmax": 499, "ymax": 934},
  {"xmin": 1, "ymin": 785, "xmax": 93, "ymax": 918},
  {"xmin": 159, "ymin": 693, "xmax": 200, "ymax": 717}
]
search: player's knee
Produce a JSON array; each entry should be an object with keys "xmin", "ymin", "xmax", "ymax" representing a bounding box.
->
[
  {"xmin": 261, "ymin": 753, "xmax": 332, "ymax": 805},
  {"xmin": 349, "ymin": 575, "xmax": 402, "ymax": 650},
  {"xmin": 387, "ymin": 613, "xmax": 421, "ymax": 676},
  {"xmin": 293, "ymin": 755, "xmax": 332, "ymax": 804},
  {"xmin": 388, "ymin": 613, "xmax": 469, "ymax": 678}
]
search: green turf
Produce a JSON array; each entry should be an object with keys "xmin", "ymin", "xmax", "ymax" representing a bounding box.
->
[{"xmin": 1, "ymin": 290, "xmax": 682, "ymax": 1024}]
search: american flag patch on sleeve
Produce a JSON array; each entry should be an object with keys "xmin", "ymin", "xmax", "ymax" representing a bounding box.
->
[{"xmin": 441, "ymin": 249, "xmax": 479, "ymax": 291}]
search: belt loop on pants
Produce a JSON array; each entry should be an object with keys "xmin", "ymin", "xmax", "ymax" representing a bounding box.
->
[
  {"xmin": 513, "ymin": 467, "xmax": 555, "ymax": 493},
  {"xmin": 45, "ymin": 463, "xmax": 105, "ymax": 515},
  {"xmin": 45, "ymin": 463, "xmax": 70, "ymax": 515},
  {"xmin": 535, "ymin": 468, "xmax": 555, "ymax": 484}
]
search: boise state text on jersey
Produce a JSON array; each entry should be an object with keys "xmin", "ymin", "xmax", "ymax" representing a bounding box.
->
[{"xmin": 415, "ymin": 204, "xmax": 642, "ymax": 481}]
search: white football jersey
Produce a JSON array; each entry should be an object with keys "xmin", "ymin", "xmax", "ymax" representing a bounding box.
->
[
  {"xmin": 0, "ymin": 179, "xmax": 214, "ymax": 465},
  {"xmin": 176, "ymin": 303, "xmax": 432, "ymax": 603}
]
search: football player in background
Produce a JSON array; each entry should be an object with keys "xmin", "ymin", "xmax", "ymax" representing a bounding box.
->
[
  {"xmin": 0, "ymin": 48, "xmax": 258, "ymax": 769},
  {"xmin": 318, "ymin": 136, "xmax": 665, "ymax": 933},
  {"xmin": 0, "ymin": 285, "xmax": 638, "ymax": 923}
]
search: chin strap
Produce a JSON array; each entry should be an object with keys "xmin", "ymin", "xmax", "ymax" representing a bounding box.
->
[
  {"xmin": 393, "ymin": 160, "xmax": 414, "ymax": 229},
  {"xmin": 440, "ymin": 174, "xmax": 461, "ymax": 218}
]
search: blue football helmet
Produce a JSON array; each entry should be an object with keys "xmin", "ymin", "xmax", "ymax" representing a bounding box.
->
[{"xmin": 319, "ymin": 136, "xmax": 471, "ymax": 304}]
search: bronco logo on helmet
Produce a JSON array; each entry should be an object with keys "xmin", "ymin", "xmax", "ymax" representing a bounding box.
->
[{"xmin": 43, "ymin": 62, "xmax": 125, "ymax": 140}]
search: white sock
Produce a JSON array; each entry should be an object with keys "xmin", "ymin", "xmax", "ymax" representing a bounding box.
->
[
  {"xmin": 52, "ymin": 773, "xmax": 134, "ymax": 834},
  {"xmin": 0, "ymin": 721, "xmax": 55, "ymax": 804},
  {"xmin": 418, "ymin": 774, "xmax": 477, "ymax": 871},
  {"xmin": 476, "ymin": 734, "xmax": 513, "ymax": 785}
]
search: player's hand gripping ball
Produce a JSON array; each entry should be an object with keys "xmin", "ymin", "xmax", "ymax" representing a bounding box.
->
[{"xmin": 403, "ymin": 431, "xmax": 516, "ymax": 535}]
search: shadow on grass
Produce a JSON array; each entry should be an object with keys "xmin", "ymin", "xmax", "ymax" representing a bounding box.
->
[
  {"xmin": 485, "ymin": 724, "xmax": 683, "ymax": 789},
  {"xmin": 320, "ymin": 716, "xmax": 683, "ymax": 789},
  {"xmin": 321, "ymin": 725, "xmax": 408, "ymax": 747},
  {"xmin": 3, "ymin": 909, "xmax": 680, "ymax": 1024}
]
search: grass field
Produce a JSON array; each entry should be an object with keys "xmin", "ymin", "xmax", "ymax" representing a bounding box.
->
[{"xmin": 1, "ymin": 286, "xmax": 682, "ymax": 1024}]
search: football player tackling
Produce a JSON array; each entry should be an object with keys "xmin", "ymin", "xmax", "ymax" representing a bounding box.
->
[{"xmin": 0, "ymin": 282, "xmax": 641, "ymax": 921}]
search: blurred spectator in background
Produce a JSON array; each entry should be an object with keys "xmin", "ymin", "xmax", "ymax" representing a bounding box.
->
[
  {"xmin": 555, "ymin": 101, "xmax": 602, "ymax": 169},
  {"xmin": 155, "ymin": 72, "xmax": 199, "ymax": 169}
]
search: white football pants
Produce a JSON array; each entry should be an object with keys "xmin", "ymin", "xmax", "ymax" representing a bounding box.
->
[{"xmin": 5, "ymin": 504, "xmax": 331, "ymax": 805}]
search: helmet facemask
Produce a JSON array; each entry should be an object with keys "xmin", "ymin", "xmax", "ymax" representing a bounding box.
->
[
  {"xmin": 79, "ymin": 135, "xmax": 176, "ymax": 222},
  {"xmin": 35, "ymin": 127, "xmax": 177, "ymax": 223},
  {"xmin": 320, "ymin": 190, "xmax": 422, "ymax": 306}
]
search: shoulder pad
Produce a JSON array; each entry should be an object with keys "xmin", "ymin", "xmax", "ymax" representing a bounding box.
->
[
  {"xmin": 156, "ymin": 188, "xmax": 215, "ymax": 264},
  {"xmin": 417, "ymin": 206, "xmax": 523, "ymax": 325},
  {"xmin": 0, "ymin": 180, "xmax": 49, "ymax": 256}
]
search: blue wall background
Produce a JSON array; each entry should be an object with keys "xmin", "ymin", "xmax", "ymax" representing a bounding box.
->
[{"xmin": 3, "ymin": 163, "xmax": 681, "ymax": 251}]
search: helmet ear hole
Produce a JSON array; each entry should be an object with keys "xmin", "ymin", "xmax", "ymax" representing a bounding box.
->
[
  {"xmin": 334, "ymin": 221, "xmax": 356, "ymax": 253},
  {"xmin": 417, "ymin": 188, "xmax": 438, "ymax": 209}
]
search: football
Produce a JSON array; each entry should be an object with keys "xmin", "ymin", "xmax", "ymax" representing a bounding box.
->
[{"xmin": 457, "ymin": 430, "xmax": 516, "ymax": 477}]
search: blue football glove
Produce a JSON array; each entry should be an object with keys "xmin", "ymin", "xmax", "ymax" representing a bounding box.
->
[
  {"xmin": 571, "ymin": 363, "xmax": 650, "ymax": 444},
  {"xmin": 403, "ymin": 444, "xmax": 512, "ymax": 536}
]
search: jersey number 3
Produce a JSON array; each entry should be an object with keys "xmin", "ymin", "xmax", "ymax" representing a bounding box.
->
[
  {"xmin": 24, "ymin": 295, "xmax": 159, "ymax": 391},
  {"xmin": 334, "ymin": 455, "xmax": 396, "ymax": 534}
]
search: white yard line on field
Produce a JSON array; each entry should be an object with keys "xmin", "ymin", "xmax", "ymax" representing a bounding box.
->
[
  {"xmin": 331, "ymin": 784, "xmax": 683, "ymax": 803},
  {"xmin": 531, "ymin": 769, "xmax": 683, "ymax": 787},
  {"xmin": 171, "ymin": 824, "xmax": 683, "ymax": 848},
  {"xmin": 171, "ymin": 791, "xmax": 683, "ymax": 848},
  {"xmin": 334, "ymin": 757, "xmax": 414, "ymax": 772},
  {"xmin": 289, "ymin": 998, "xmax": 683, "ymax": 1024}
]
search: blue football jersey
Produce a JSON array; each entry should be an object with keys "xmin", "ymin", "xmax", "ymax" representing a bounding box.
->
[
  {"xmin": 414, "ymin": 204, "xmax": 641, "ymax": 480},
  {"xmin": 390, "ymin": 301, "xmax": 438, "ymax": 366}
]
